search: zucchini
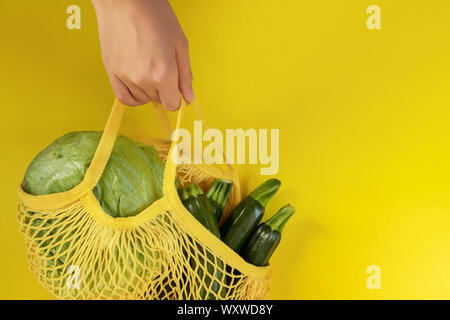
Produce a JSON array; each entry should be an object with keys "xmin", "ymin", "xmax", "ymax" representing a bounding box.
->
[
  {"xmin": 221, "ymin": 179, "xmax": 281, "ymax": 252},
  {"xmin": 241, "ymin": 204, "xmax": 295, "ymax": 266},
  {"xmin": 206, "ymin": 179, "xmax": 233, "ymax": 221},
  {"xmin": 180, "ymin": 184, "xmax": 220, "ymax": 238},
  {"xmin": 179, "ymin": 184, "xmax": 224, "ymax": 299}
]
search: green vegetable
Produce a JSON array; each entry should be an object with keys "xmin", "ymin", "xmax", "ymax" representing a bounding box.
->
[
  {"xmin": 180, "ymin": 184, "xmax": 220, "ymax": 238},
  {"xmin": 241, "ymin": 204, "xmax": 295, "ymax": 266},
  {"xmin": 22, "ymin": 131, "xmax": 165, "ymax": 294},
  {"xmin": 23, "ymin": 131, "xmax": 164, "ymax": 218},
  {"xmin": 179, "ymin": 184, "xmax": 224, "ymax": 299},
  {"xmin": 206, "ymin": 179, "xmax": 233, "ymax": 221},
  {"xmin": 221, "ymin": 179, "xmax": 281, "ymax": 252}
]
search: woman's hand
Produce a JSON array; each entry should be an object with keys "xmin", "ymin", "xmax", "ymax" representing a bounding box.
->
[{"xmin": 92, "ymin": 0, "xmax": 194, "ymax": 110}]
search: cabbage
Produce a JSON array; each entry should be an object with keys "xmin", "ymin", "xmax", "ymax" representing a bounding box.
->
[{"xmin": 23, "ymin": 131, "xmax": 164, "ymax": 218}]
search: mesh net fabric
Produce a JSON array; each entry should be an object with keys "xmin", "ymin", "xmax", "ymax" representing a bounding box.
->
[{"xmin": 17, "ymin": 142, "xmax": 271, "ymax": 300}]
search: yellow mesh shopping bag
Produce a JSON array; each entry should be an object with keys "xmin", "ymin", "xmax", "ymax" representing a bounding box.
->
[{"xmin": 17, "ymin": 98, "xmax": 271, "ymax": 300}]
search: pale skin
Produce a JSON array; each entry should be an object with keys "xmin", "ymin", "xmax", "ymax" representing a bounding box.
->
[{"xmin": 91, "ymin": 0, "xmax": 194, "ymax": 110}]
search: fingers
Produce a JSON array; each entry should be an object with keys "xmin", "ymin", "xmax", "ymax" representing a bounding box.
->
[
  {"xmin": 108, "ymin": 72, "xmax": 140, "ymax": 106},
  {"xmin": 176, "ymin": 39, "xmax": 195, "ymax": 104},
  {"xmin": 155, "ymin": 58, "xmax": 181, "ymax": 111},
  {"xmin": 125, "ymin": 70, "xmax": 163, "ymax": 105},
  {"xmin": 110, "ymin": 52, "xmax": 190, "ymax": 111},
  {"xmin": 143, "ymin": 86, "xmax": 162, "ymax": 104},
  {"xmin": 122, "ymin": 78, "xmax": 152, "ymax": 105}
]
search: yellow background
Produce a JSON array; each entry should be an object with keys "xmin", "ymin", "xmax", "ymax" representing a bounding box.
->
[{"xmin": 1, "ymin": 0, "xmax": 450, "ymax": 299}]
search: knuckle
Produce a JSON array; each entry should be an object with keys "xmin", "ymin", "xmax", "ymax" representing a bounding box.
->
[
  {"xmin": 131, "ymin": 73, "xmax": 149, "ymax": 87},
  {"xmin": 152, "ymin": 68, "xmax": 173, "ymax": 85}
]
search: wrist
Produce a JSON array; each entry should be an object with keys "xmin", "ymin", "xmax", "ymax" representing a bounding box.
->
[{"xmin": 92, "ymin": 0, "xmax": 167, "ymax": 10}]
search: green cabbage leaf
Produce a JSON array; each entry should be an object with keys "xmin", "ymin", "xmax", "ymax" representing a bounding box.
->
[{"xmin": 23, "ymin": 131, "xmax": 164, "ymax": 218}]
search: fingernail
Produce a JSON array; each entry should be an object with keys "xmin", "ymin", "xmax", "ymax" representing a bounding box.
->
[{"xmin": 185, "ymin": 87, "xmax": 195, "ymax": 103}]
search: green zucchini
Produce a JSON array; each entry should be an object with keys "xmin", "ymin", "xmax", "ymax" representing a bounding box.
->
[
  {"xmin": 221, "ymin": 179, "xmax": 281, "ymax": 252},
  {"xmin": 180, "ymin": 184, "xmax": 220, "ymax": 238},
  {"xmin": 241, "ymin": 204, "xmax": 295, "ymax": 266},
  {"xmin": 179, "ymin": 184, "xmax": 224, "ymax": 299},
  {"xmin": 206, "ymin": 179, "xmax": 233, "ymax": 221}
]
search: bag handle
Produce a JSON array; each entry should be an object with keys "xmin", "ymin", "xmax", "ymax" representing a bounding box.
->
[
  {"xmin": 162, "ymin": 100, "xmax": 240, "ymax": 198},
  {"xmin": 19, "ymin": 97, "xmax": 238, "ymax": 210},
  {"xmin": 83, "ymin": 98, "xmax": 172, "ymax": 191},
  {"xmin": 86, "ymin": 97, "xmax": 240, "ymax": 211},
  {"xmin": 80, "ymin": 99, "xmax": 125, "ymax": 191},
  {"xmin": 19, "ymin": 98, "xmax": 128, "ymax": 209},
  {"xmin": 86, "ymin": 97, "xmax": 234, "ymax": 192}
]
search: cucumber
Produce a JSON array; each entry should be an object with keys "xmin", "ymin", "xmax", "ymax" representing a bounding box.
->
[
  {"xmin": 241, "ymin": 204, "xmax": 295, "ymax": 266},
  {"xmin": 206, "ymin": 179, "xmax": 233, "ymax": 221},
  {"xmin": 179, "ymin": 184, "xmax": 224, "ymax": 299},
  {"xmin": 221, "ymin": 179, "xmax": 281, "ymax": 252}
]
